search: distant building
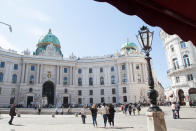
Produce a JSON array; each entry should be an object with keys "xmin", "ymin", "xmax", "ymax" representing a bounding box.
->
[
  {"xmin": 160, "ymin": 30, "xmax": 196, "ymax": 106},
  {"xmin": 0, "ymin": 29, "xmax": 161, "ymax": 107}
]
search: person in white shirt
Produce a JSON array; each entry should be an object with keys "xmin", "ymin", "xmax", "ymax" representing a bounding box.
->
[
  {"xmin": 101, "ymin": 103, "xmax": 108, "ymax": 128},
  {"xmin": 81, "ymin": 106, "xmax": 87, "ymax": 124}
]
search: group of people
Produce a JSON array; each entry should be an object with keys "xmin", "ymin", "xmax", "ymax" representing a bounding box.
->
[
  {"xmin": 80, "ymin": 103, "xmax": 116, "ymax": 128},
  {"xmin": 171, "ymin": 102, "xmax": 180, "ymax": 119},
  {"xmin": 121, "ymin": 103, "xmax": 141, "ymax": 116}
]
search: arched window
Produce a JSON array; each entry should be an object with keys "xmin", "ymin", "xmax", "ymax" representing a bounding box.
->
[
  {"xmin": 100, "ymin": 77, "xmax": 104, "ymax": 85},
  {"xmin": 111, "ymin": 76, "xmax": 115, "ymax": 84},
  {"xmin": 183, "ymin": 54, "xmax": 190, "ymax": 67},
  {"xmin": 78, "ymin": 77, "xmax": 82, "ymax": 86},
  {"xmin": 172, "ymin": 58, "xmax": 179, "ymax": 70},
  {"xmin": 89, "ymin": 77, "xmax": 93, "ymax": 86},
  {"xmin": 12, "ymin": 74, "xmax": 17, "ymax": 83},
  {"xmin": 30, "ymin": 75, "xmax": 34, "ymax": 84},
  {"xmin": 0, "ymin": 72, "xmax": 3, "ymax": 82}
]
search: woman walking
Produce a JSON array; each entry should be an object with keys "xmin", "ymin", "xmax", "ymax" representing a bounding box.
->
[
  {"xmin": 90, "ymin": 104, "xmax": 98, "ymax": 127},
  {"xmin": 80, "ymin": 106, "xmax": 87, "ymax": 124},
  {"xmin": 108, "ymin": 104, "xmax": 116, "ymax": 127},
  {"xmin": 101, "ymin": 103, "xmax": 108, "ymax": 128}
]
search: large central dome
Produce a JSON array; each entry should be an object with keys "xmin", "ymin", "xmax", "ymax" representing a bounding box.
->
[
  {"xmin": 34, "ymin": 29, "xmax": 63, "ymax": 57},
  {"xmin": 38, "ymin": 29, "xmax": 61, "ymax": 47}
]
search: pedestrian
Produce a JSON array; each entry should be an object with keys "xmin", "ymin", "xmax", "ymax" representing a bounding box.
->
[
  {"xmin": 80, "ymin": 106, "xmax": 87, "ymax": 124},
  {"xmin": 137, "ymin": 104, "xmax": 141, "ymax": 115},
  {"xmin": 90, "ymin": 104, "xmax": 98, "ymax": 127},
  {"xmin": 101, "ymin": 103, "xmax": 108, "ymax": 128},
  {"xmin": 175, "ymin": 102, "xmax": 180, "ymax": 118},
  {"xmin": 121, "ymin": 104, "xmax": 124, "ymax": 113},
  {"xmin": 124, "ymin": 104, "xmax": 128, "ymax": 115},
  {"xmin": 38, "ymin": 104, "xmax": 41, "ymax": 115},
  {"xmin": 171, "ymin": 102, "xmax": 176, "ymax": 119},
  {"xmin": 132, "ymin": 104, "xmax": 136, "ymax": 116},
  {"xmin": 128, "ymin": 103, "xmax": 132, "ymax": 115},
  {"xmin": 8, "ymin": 104, "xmax": 17, "ymax": 125},
  {"xmin": 55, "ymin": 107, "xmax": 59, "ymax": 115},
  {"xmin": 108, "ymin": 104, "xmax": 116, "ymax": 127}
]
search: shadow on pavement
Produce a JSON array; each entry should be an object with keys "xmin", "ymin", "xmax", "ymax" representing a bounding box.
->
[
  {"xmin": 99, "ymin": 126, "xmax": 134, "ymax": 129},
  {"xmin": 179, "ymin": 118, "xmax": 196, "ymax": 119},
  {"xmin": 13, "ymin": 124, "xmax": 24, "ymax": 126}
]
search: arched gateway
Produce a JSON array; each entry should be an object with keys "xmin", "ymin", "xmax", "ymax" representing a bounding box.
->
[{"xmin": 42, "ymin": 81, "xmax": 55, "ymax": 106}]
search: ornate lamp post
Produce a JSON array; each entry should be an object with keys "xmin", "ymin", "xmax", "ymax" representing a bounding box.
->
[
  {"xmin": 137, "ymin": 26, "xmax": 162, "ymax": 112},
  {"xmin": 0, "ymin": 21, "xmax": 12, "ymax": 32},
  {"xmin": 137, "ymin": 26, "xmax": 166, "ymax": 131}
]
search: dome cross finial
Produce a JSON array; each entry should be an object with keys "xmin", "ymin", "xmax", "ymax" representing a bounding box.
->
[{"xmin": 48, "ymin": 28, "xmax": 52, "ymax": 34}]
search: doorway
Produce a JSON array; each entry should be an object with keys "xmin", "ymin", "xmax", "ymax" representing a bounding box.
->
[
  {"xmin": 27, "ymin": 96, "xmax": 33, "ymax": 108},
  {"xmin": 42, "ymin": 81, "xmax": 54, "ymax": 106},
  {"xmin": 63, "ymin": 97, "xmax": 68, "ymax": 108}
]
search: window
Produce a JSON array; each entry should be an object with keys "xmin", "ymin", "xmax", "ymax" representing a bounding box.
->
[
  {"xmin": 100, "ymin": 77, "xmax": 104, "ymax": 85},
  {"xmin": 136, "ymin": 65, "xmax": 140, "ymax": 70},
  {"xmin": 89, "ymin": 90, "xmax": 93, "ymax": 95},
  {"xmin": 64, "ymin": 77, "xmax": 68, "ymax": 85},
  {"xmin": 14, "ymin": 64, "xmax": 18, "ymax": 70},
  {"xmin": 183, "ymin": 55, "xmax": 190, "ymax": 67},
  {"xmin": 123, "ymin": 96, "xmax": 127, "ymax": 102},
  {"xmin": 123, "ymin": 87, "xmax": 127, "ymax": 93},
  {"xmin": 101, "ymin": 97, "xmax": 104, "ymax": 103},
  {"xmin": 78, "ymin": 98, "xmax": 82, "ymax": 104},
  {"xmin": 137, "ymin": 75, "xmax": 141, "ymax": 83},
  {"xmin": 100, "ymin": 67, "xmax": 103, "ymax": 73},
  {"xmin": 0, "ymin": 62, "xmax": 5, "ymax": 68},
  {"xmin": 64, "ymin": 89, "xmax": 67, "ymax": 93},
  {"xmin": 101, "ymin": 89, "xmax": 104, "ymax": 95},
  {"xmin": 0, "ymin": 87, "xmax": 2, "ymax": 95},
  {"xmin": 112, "ymin": 97, "xmax": 116, "ymax": 103},
  {"xmin": 122, "ymin": 64, "xmax": 126, "ymax": 70},
  {"xmin": 64, "ymin": 68, "xmax": 67, "ymax": 73},
  {"xmin": 187, "ymin": 74, "xmax": 193, "ymax": 81},
  {"xmin": 122, "ymin": 74, "xmax": 127, "ymax": 83},
  {"xmin": 89, "ymin": 77, "xmax": 93, "ymax": 86},
  {"xmin": 180, "ymin": 41, "xmax": 186, "ymax": 48},
  {"xmin": 0, "ymin": 72, "xmax": 3, "ymax": 82},
  {"xmin": 78, "ymin": 90, "xmax": 82, "ymax": 96},
  {"xmin": 90, "ymin": 98, "xmax": 93, "ymax": 104},
  {"xmin": 176, "ymin": 76, "xmax": 180, "ymax": 83},
  {"xmin": 78, "ymin": 77, "xmax": 82, "ymax": 86},
  {"xmin": 12, "ymin": 74, "xmax": 17, "ymax": 83},
  {"xmin": 29, "ymin": 88, "xmax": 33, "ymax": 92},
  {"xmin": 111, "ymin": 66, "xmax": 114, "ymax": 72},
  {"xmin": 112, "ymin": 88, "xmax": 116, "ymax": 94},
  {"xmin": 170, "ymin": 45, "xmax": 174, "ymax": 52},
  {"xmin": 111, "ymin": 76, "xmax": 115, "ymax": 84},
  {"xmin": 30, "ymin": 75, "xmax": 34, "ymax": 84},
  {"xmin": 89, "ymin": 68, "xmax": 93, "ymax": 73},
  {"xmin": 172, "ymin": 58, "xmax": 179, "ymax": 70},
  {"xmin": 78, "ymin": 68, "xmax": 82, "ymax": 74},
  {"xmin": 31, "ymin": 65, "xmax": 35, "ymax": 71},
  {"xmin": 11, "ymin": 88, "xmax": 15, "ymax": 96}
]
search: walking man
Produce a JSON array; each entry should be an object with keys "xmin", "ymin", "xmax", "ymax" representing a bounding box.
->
[
  {"xmin": 128, "ymin": 103, "xmax": 132, "ymax": 115},
  {"xmin": 9, "ymin": 104, "xmax": 16, "ymax": 125}
]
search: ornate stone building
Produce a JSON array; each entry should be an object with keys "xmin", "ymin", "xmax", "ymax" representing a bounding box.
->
[
  {"xmin": 160, "ymin": 30, "xmax": 196, "ymax": 106},
  {"xmin": 0, "ymin": 29, "xmax": 161, "ymax": 107}
]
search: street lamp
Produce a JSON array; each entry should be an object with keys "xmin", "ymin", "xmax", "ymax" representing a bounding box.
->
[
  {"xmin": 137, "ymin": 26, "xmax": 162, "ymax": 112},
  {"xmin": 0, "ymin": 21, "xmax": 12, "ymax": 32}
]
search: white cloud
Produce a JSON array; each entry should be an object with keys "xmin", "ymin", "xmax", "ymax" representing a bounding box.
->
[
  {"xmin": 0, "ymin": 34, "xmax": 19, "ymax": 51},
  {"xmin": 27, "ymin": 10, "xmax": 50, "ymax": 22}
]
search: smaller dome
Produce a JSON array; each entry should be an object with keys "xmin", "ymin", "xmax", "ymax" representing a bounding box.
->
[
  {"xmin": 121, "ymin": 41, "xmax": 137, "ymax": 49},
  {"xmin": 38, "ymin": 29, "xmax": 60, "ymax": 46}
]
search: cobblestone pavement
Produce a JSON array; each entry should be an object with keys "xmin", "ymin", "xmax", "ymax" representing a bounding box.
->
[{"xmin": 0, "ymin": 106, "xmax": 196, "ymax": 131}]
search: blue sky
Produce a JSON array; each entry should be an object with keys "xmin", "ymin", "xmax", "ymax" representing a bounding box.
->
[{"xmin": 0, "ymin": 0, "xmax": 170, "ymax": 88}]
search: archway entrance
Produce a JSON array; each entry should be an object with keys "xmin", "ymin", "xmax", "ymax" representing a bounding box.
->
[
  {"xmin": 189, "ymin": 88, "xmax": 196, "ymax": 106},
  {"xmin": 42, "ymin": 81, "xmax": 54, "ymax": 106},
  {"xmin": 178, "ymin": 89, "xmax": 185, "ymax": 105}
]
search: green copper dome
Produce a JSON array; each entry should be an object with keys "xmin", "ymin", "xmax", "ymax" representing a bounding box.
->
[
  {"xmin": 121, "ymin": 41, "xmax": 137, "ymax": 49},
  {"xmin": 38, "ymin": 29, "xmax": 60, "ymax": 46}
]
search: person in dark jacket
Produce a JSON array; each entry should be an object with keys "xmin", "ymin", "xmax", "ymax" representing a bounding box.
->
[
  {"xmin": 128, "ymin": 103, "xmax": 132, "ymax": 115},
  {"xmin": 108, "ymin": 104, "xmax": 116, "ymax": 127},
  {"xmin": 9, "ymin": 104, "xmax": 16, "ymax": 125},
  {"xmin": 175, "ymin": 102, "xmax": 180, "ymax": 118},
  {"xmin": 90, "ymin": 104, "xmax": 98, "ymax": 127}
]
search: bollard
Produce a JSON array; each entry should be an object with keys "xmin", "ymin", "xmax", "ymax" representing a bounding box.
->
[{"xmin": 17, "ymin": 113, "xmax": 21, "ymax": 117}]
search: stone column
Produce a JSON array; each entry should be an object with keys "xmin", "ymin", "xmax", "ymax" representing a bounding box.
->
[
  {"xmin": 39, "ymin": 64, "xmax": 43, "ymax": 84},
  {"xmin": 56, "ymin": 66, "xmax": 59, "ymax": 85},
  {"xmin": 131, "ymin": 63, "xmax": 135, "ymax": 82},
  {"xmin": 36, "ymin": 64, "xmax": 40, "ymax": 84},
  {"xmin": 117, "ymin": 64, "xmax": 121, "ymax": 84},
  {"xmin": 147, "ymin": 112, "xmax": 167, "ymax": 131},
  {"xmin": 141, "ymin": 63, "xmax": 145, "ymax": 83},
  {"xmin": 25, "ymin": 63, "xmax": 29, "ymax": 83},
  {"xmin": 60, "ymin": 66, "xmax": 63, "ymax": 85},
  {"xmin": 126, "ymin": 63, "xmax": 130, "ymax": 83},
  {"xmin": 21, "ymin": 63, "xmax": 25, "ymax": 83}
]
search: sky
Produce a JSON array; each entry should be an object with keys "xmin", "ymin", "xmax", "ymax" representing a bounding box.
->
[{"xmin": 0, "ymin": 0, "xmax": 170, "ymax": 88}]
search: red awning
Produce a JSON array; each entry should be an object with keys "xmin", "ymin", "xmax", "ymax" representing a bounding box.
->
[{"xmin": 95, "ymin": 0, "xmax": 196, "ymax": 45}]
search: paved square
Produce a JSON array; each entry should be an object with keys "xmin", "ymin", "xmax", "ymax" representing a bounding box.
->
[{"xmin": 0, "ymin": 107, "xmax": 196, "ymax": 131}]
